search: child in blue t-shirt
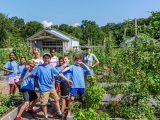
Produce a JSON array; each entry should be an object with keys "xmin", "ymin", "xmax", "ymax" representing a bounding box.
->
[
  {"xmin": 18, "ymin": 53, "xmax": 72, "ymax": 119},
  {"xmin": 55, "ymin": 56, "xmax": 72, "ymax": 116},
  {"xmin": 17, "ymin": 56, "xmax": 26, "ymax": 90},
  {"xmin": 61, "ymin": 55, "xmax": 72, "ymax": 117},
  {"xmin": 2, "ymin": 52, "xmax": 19, "ymax": 95},
  {"xmin": 18, "ymin": 56, "xmax": 26, "ymax": 75},
  {"xmin": 62, "ymin": 56, "xmax": 90, "ymax": 105},
  {"xmin": 55, "ymin": 57, "xmax": 65, "ymax": 97},
  {"xmin": 15, "ymin": 60, "xmax": 38, "ymax": 120}
]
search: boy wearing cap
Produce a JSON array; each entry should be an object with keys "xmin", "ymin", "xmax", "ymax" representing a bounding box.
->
[
  {"xmin": 18, "ymin": 53, "xmax": 72, "ymax": 119},
  {"xmin": 82, "ymin": 46, "xmax": 99, "ymax": 79}
]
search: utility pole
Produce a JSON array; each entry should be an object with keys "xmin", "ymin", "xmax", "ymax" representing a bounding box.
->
[
  {"xmin": 135, "ymin": 19, "xmax": 138, "ymax": 37},
  {"xmin": 103, "ymin": 37, "xmax": 106, "ymax": 49},
  {"xmin": 91, "ymin": 38, "xmax": 93, "ymax": 46},
  {"xmin": 124, "ymin": 28, "xmax": 127, "ymax": 40},
  {"xmin": 88, "ymin": 38, "xmax": 90, "ymax": 46}
]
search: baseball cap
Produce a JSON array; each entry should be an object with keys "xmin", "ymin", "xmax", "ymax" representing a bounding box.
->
[{"xmin": 43, "ymin": 53, "xmax": 51, "ymax": 58}]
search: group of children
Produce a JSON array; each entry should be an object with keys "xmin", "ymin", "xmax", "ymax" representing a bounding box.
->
[{"xmin": 1, "ymin": 47, "xmax": 99, "ymax": 120}]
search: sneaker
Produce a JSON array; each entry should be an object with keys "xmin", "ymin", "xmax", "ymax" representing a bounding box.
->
[
  {"xmin": 44, "ymin": 115, "xmax": 49, "ymax": 120},
  {"xmin": 64, "ymin": 109, "xmax": 68, "ymax": 116},
  {"xmin": 56, "ymin": 112, "xmax": 63, "ymax": 118},
  {"xmin": 62, "ymin": 110, "xmax": 68, "ymax": 120},
  {"xmin": 44, "ymin": 117, "xmax": 48, "ymax": 120},
  {"xmin": 14, "ymin": 116, "xmax": 22, "ymax": 120}
]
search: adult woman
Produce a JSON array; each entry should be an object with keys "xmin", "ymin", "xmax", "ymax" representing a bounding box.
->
[
  {"xmin": 82, "ymin": 46, "xmax": 99, "ymax": 79},
  {"xmin": 32, "ymin": 48, "xmax": 43, "ymax": 66}
]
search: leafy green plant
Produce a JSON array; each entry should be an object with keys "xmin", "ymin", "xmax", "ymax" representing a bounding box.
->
[
  {"xmin": 84, "ymin": 79, "xmax": 105, "ymax": 109},
  {"xmin": 0, "ymin": 93, "xmax": 22, "ymax": 116},
  {"xmin": 73, "ymin": 108, "xmax": 109, "ymax": 120}
]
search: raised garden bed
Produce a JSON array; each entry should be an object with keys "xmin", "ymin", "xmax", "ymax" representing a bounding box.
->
[{"xmin": 0, "ymin": 94, "xmax": 22, "ymax": 119}]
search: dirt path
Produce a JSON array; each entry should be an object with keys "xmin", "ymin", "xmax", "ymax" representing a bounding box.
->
[
  {"xmin": 0, "ymin": 76, "xmax": 10, "ymax": 94},
  {"xmin": 22, "ymin": 102, "xmax": 61, "ymax": 120}
]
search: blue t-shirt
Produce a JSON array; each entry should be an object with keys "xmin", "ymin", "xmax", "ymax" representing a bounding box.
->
[
  {"xmin": 63, "ymin": 64, "xmax": 72, "ymax": 80},
  {"xmin": 69, "ymin": 64, "xmax": 86, "ymax": 88},
  {"xmin": 20, "ymin": 69, "xmax": 34, "ymax": 90},
  {"xmin": 31, "ymin": 64, "xmax": 59, "ymax": 92},
  {"xmin": 55, "ymin": 64, "xmax": 72, "ymax": 82},
  {"xmin": 18, "ymin": 64, "xmax": 25, "ymax": 74},
  {"xmin": 55, "ymin": 65, "xmax": 64, "ymax": 83},
  {"xmin": 3, "ymin": 60, "xmax": 18, "ymax": 78}
]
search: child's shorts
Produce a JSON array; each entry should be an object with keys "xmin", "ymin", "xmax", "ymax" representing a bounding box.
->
[
  {"xmin": 60, "ymin": 81, "xmax": 70, "ymax": 99},
  {"xmin": 40, "ymin": 88, "xmax": 59, "ymax": 105},
  {"xmin": 8, "ymin": 76, "xmax": 19, "ymax": 84},
  {"xmin": 34, "ymin": 76, "xmax": 38, "ymax": 89},
  {"xmin": 55, "ymin": 82, "xmax": 61, "ymax": 93},
  {"xmin": 70, "ymin": 88, "xmax": 85, "ymax": 97},
  {"xmin": 85, "ymin": 68, "xmax": 94, "ymax": 76},
  {"xmin": 21, "ymin": 89, "xmax": 38, "ymax": 102}
]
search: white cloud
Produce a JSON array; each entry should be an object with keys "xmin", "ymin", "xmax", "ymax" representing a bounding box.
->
[
  {"xmin": 71, "ymin": 23, "xmax": 81, "ymax": 27},
  {"xmin": 42, "ymin": 20, "xmax": 53, "ymax": 28}
]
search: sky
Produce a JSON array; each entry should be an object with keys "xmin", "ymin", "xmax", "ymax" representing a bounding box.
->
[{"xmin": 0, "ymin": 0, "xmax": 160, "ymax": 27}]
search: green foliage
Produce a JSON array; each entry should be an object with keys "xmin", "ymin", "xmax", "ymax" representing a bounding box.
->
[
  {"xmin": 0, "ymin": 94, "xmax": 22, "ymax": 117},
  {"xmin": 22, "ymin": 21, "xmax": 44, "ymax": 38},
  {"xmin": 147, "ymin": 11, "xmax": 160, "ymax": 39},
  {"xmin": 69, "ymin": 60, "xmax": 107, "ymax": 119},
  {"xmin": 101, "ymin": 34, "xmax": 160, "ymax": 119},
  {"xmin": 84, "ymin": 79, "xmax": 105, "ymax": 109},
  {"xmin": 1, "ymin": 10, "xmax": 160, "ymax": 119},
  {"xmin": 0, "ymin": 13, "xmax": 15, "ymax": 46},
  {"xmin": 73, "ymin": 108, "xmax": 109, "ymax": 120},
  {"xmin": 70, "ymin": 102, "xmax": 109, "ymax": 120}
]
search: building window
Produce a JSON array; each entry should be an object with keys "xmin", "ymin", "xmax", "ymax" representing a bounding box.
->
[
  {"xmin": 42, "ymin": 41, "xmax": 62, "ymax": 46},
  {"xmin": 42, "ymin": 41, "xmax": 63, "ymax": 52}
]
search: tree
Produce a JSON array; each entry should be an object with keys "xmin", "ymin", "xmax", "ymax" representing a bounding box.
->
[
  {"xmin": 81, "ymin": 20, "xmax": 105, "ymax": 45},
  {"xmin": 23, "ymin": 21, "xmax": 44, "ymax": 38},
  {"xmin": 10, "ymin": 16, "xmax": 25, "ymax": 29},
  {"xmin": 0, "ymin": 13, "xmax": 15, "ymax": 47},
  {"xmin": 101, "ymin": 23, "xmax": 124, "ymax": 46},
  {"xmin": 146, "ymin": 11, "xmax": 160, "ymax": 39},
  {"xmin": 54, "ymin": 24, "xmax": 83, "ymax": 45}
]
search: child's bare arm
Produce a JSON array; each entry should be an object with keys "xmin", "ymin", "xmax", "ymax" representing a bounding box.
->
[
  {"xmin": 52, "ymin": 76, "xmax": 55, "ymax": 84},
  {"xmin": 82, "ymin": 63, "xmax": 90, "ymax": 71},
  {"xmin": 91, "ymin": 58, "xmax": 99, "ymax": 68},
  {"xmin": 1, "ymin": 68, "xmax": 13, "ymax": 73},
  {"xmin": 17, "ymin": 72, "xmax": 32, "ymax": 85},
  {"xmin": 59, "ymin": 73, "xmax": 72, "ymax": 86}
]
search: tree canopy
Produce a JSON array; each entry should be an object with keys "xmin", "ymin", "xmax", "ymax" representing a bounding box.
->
[{"xmin": 0, "ymin": 11, "xmax": 160, "ymax": 48}]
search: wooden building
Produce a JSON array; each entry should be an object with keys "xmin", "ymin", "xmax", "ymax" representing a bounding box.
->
[{"xmin": 27, "ymin": 29, "xmax": 80, "ymax": 52}]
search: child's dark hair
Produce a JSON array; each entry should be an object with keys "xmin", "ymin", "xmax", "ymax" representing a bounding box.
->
[
  {"xmin": 9, "ymin": 51, "xmax": 16, "ymax": 55},
  {"xmin": 59, "ymin": 57, "xmax": 64, "ymax": 62},
  {"xmin": 50, "ymin": 49, "xmax": 56, "ymax": 53}
]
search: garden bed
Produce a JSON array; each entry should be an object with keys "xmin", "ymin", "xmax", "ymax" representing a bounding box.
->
[
  {"xmin": 0, "ymin": 94, "xmax": 22, "ymax": 119},
  {"xmin": 0, "ymin": 103, "xmax": 22, "ymax": 120}
]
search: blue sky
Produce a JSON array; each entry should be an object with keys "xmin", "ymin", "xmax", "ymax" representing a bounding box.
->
[{"xmin": 0, "ymin": 0, "xmax": 160, "ymax": 26}]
